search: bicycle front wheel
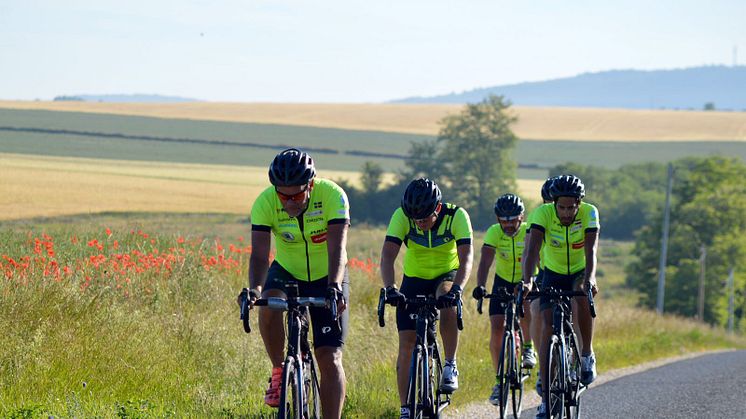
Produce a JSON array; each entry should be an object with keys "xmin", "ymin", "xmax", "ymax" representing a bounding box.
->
[
  {"xmin": 564, "ymin": 333, "xmax": 582, "ymax": 419},
  {"xmin": 407, "ymin": 345, "xmax": 424, "ymax": 419},
  {"xmin": 546, "ymin": 336, "xmax": 565, "ymax": 419},
  {"xmin": 279, "ymin": 356, "xmax": 302, "ymax": 419},
  {"xmin": 497, "ymin": 332, "xmax": 512, "ymax": 419},
  {"xmin": 511, "ymin": 331, "xmax": 524, "ymax": 418}
]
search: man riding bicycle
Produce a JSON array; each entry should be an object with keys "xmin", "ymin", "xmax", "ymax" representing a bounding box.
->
[
  {"xmin": 380, "ymin": 178, "xmax": 474, "ymax": 419},
  {"xmin": 239, "ymin": 148, "xmax": 350, "ymax": 418},
  {"xmin": 473, "ymin": 193, "xmax": 537, "ymax": 405},
  {"xmin": 521, "ymin": 175, "xmax": 600, "ymax": 419}
]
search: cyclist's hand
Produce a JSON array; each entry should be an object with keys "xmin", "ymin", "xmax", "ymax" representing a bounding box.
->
[
  {"xmin": 237, "ymin": 288, "xmax": 260, "ymax": 308},
  {"xmin": 327, "ymin": 283, "xmax": 347, "ymax": 314},
  {"xmin": 472, "ymin": 285, "xmax": 487, "ymax": 300},
  {"xmin": 437, "ymin": 284, "xmax": 462, "ymax": 309},
  {"xmin": 584, "ymin": 279, "xmax": 599, "ymax": 297},
  {"xmin": 384, "ymin": 285, "xmax": 406, "ymax": 307}
]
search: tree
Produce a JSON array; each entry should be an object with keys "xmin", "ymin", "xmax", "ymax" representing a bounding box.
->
[
  {"xmin": 435, "ymin": 95, "xmax": 519, "ymax": 228},
  {"xmin": 360, "ymin": 161, "xmax": 384, "ymax": 195}
]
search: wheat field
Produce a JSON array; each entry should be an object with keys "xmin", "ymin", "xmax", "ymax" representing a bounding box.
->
[{"xmin": 2, "ymin": 101, "xmax": 745, "ymax": 141}]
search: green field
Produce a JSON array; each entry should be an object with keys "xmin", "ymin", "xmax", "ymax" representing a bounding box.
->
[
  {"xmin": 2, "ymin": 109, "xmax": 745, "ymax": 179},
  {"xmin": 1, "ymin": 213, "xmax": 743, "ymax": 417}
]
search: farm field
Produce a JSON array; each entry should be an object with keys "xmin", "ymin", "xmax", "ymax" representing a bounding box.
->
[
  {"xmin": 0, "ymin": 153, "xmax": 539, "ymax": 221},
  {"xmin": 2, "ymin": 100, "xmax": 746, "ymax": 141},
  {"xmin": 2, "ymin": 108, "xmax": 745, "ymax": 181}
]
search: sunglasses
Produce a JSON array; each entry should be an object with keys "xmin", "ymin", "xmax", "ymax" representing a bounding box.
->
[
  {"xmin": 276, "ymin": 184, "xmax": 310, "ymax": 203},
  {"xmin": 413, "ymin": 212, "xmax": 437, "ymax": 223},
  {"xmin": 498, "ymin": 215, "xmax": 521, "ymax": 222}
]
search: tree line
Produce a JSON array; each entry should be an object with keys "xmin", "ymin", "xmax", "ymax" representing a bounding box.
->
[{"xmin": 335, "ymin": 95, "xmax": 745, "ymax": 331}]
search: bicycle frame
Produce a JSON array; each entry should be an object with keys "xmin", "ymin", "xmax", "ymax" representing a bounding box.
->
[
  {"xmin": 477, "ymin": 288, "xmax": 529, "ymax": 419},
  {"xmin": 531, "ymin": 288, "xmax": 595, "ymax": 419},
  {"xmin": 240, "ymin": 283, "xmax": 333, "ymax": 419},
  {"xmin": 378, "ymin": 290, "xmax": 463, "ymax": 419}
]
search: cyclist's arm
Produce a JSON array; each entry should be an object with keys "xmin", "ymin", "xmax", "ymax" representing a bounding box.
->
[
  {"xmin": 522, "ymin": 228, "xmax": 543, "ymax": 286},
  {"xmin": 476, "ymin": 245, "xmax": 496, "ymax": 289},
  {"xmin": 453, "ymin": 242, "xmax": 474, "ymax": 289},
  {"xmin": 380, "ymin": 240, "xmax": 401, "ymax": 288},
  {"xmin": 327, "ymin": 222, "xmax": 349, "ymax": 287},
  {"xmin": 583, "ymin": 229, "xmax": 599, "ymax": 294},
  {"xmin": 249, "ymin": 230, "xmax": 272, "ymax": 292}
]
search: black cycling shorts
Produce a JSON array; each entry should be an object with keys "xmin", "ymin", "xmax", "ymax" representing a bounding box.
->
[
  {"xmin": 263, "ymin": 261, "xmax": 350, "ymax": 348},
  {"xmin": 535, "ymin": 268, "xmax": 545, "ymax": 290},
  {"xmin": 489, "ymin": 274, "xmax": 521, "ymax": 316},
  {"xmin": 539, "ymin": 268, "xmax": 584, "ymax": 311},
  {"xmin": 396, "ymin": 270, "xmax": 456, "ymax": 331}
]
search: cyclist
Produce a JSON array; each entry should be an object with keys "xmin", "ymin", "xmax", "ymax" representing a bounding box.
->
[
  {"xmin": 472, "ymin": 193, "xmax": 536, "ymax": 405},
  {"xmin": 380, "ymin": 178, "xmax": 474, "ymax": 419},
  {"xmin": 240, "ymin": 148, "xmax": 350, "ymax": 418},
  {"xmin": 521, "ymin": 174, "xmax": 599, "ymax": 419}
]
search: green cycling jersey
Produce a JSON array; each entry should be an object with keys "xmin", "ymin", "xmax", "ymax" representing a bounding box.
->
[
  {"xmin": 385, "ymin": 203, "xmax": 473, "ymax": 279},
  {"xmin": 483, "ymin": 222, "xmax": 535, "ymax": 283},
  {"xmin": 529, "ymin": 202, "xmax": 600, "ymax": 275},
  {"xmin": 250, "ymin": 178, "xmax": 350, "ymax": 281}
]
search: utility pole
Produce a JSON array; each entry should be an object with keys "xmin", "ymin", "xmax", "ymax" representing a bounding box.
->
[
  {"xmin": 697, "ymin": 245, "xmax": 706, "ymax": 321},
  {"xmin": 657, "ymin": 163, "xmax": 674, "ymax": 314},
  {"xmin": 727, "ymin": 267, "xmax": 735, "ymax": 333}
]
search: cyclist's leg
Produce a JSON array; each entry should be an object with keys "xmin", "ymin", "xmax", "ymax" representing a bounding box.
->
[
  {"xmin": 259, "ymin": 261, "xmax": 290, "ymax": 368},
  {"xmin": 305, "ymin": 272, "xmax": 350, "ymax": 419},
  {"xmin": 435, "ymin": 270, "xmax": 458, "ymax": 361}
]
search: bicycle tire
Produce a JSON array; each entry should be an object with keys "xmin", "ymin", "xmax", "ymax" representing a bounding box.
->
[
  {"xmin": 278, "ymin": 356, "xmax": 301, "ymax": 419},
  {"xmin": 303, "ymin": 353, "xmax": 321, "ymax": 418},
  {"xmin": 407, "ymin": 345, "xmax": 423, "ymax": 419},
  {"xmin": 564, "ymin": 333, "xmax": 581, "ymax": 419},
  {"xmin": 497, "ymin": 332, "xmax": 512, "ymax": 419},
  {"xmin": 546, "ymin": 336, "xmax": 565, "ymax": 419},
  {"xmin": 511, "ymin": 329, "xmax": 524, "ymax": 418}
]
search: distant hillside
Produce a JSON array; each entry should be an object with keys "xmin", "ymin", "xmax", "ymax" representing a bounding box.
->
[
  {"xmin": 392, "ymin": 66, "xmax": 746, "ymax": 110},
  {"xmin": 54, "ymin": 94, "xmax": 201, "ymax": 103}
]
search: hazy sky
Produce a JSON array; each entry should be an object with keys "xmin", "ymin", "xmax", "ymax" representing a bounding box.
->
[{"xmin": 1, "ymin": 0, "xmax": 744, "ymax": 102}]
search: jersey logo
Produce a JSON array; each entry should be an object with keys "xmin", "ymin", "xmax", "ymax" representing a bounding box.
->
[
  {"xmin": 313, "ymin": 201, "xmax": 323, "ymax": 209},
  {"xmin": 281, "ymin": 232, "xmax": 296, "ymax": 241},
  {"xmin": 321, "ymin": 326, "xmax": 332, "ymax": 334},
  {"xmin": 550, "ymin": 239, "xmax": 562, "ymax": 248},
  {"xmin": 311, "ymin": 232, "xmax": 327, "ymax": 244},
  {"xmin": 572, "ymin": 240, "xmax": 585, "ymax": 249},
  {"xmin": 306, "ymin": 210, "xmax": 322, "ymax": 217}
]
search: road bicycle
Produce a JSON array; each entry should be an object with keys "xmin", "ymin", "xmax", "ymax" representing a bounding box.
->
[
  {"xmin": 240, "ymin": 283, "xmax": 341, "ymax": 419},
  {"xmin": 529, "ymin": 287, "xmax": 595, "ymax": 419},
  {"xmin": 475, "ymin": 287, "xmax": 530, "ymax": 419},
  {"xmin": 378, "ymin": 289, "xmax": 463, "ymax": 419}
]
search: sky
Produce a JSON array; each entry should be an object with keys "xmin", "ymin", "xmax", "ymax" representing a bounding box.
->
[{"xmin": 1, "ymin": 0, "xmax": 744, "ymax": 103}]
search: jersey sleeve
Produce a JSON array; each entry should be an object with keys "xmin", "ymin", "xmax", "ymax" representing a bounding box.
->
[
  {"xmin": 250, "ymin": 188, "xmax": 275, "ymax": 232},
  {"xmin": 452, "ymin": 207, "xmax": 473, "ymax": 246},
  {"xmin": 584, "ymin": 203, "xmax": 600, "ymax": 232},
  {"xmin": 323, "ymin": 181, "xmax": 350, "ymax": 225},
  {"xmin": 530, "ymin": 204, "xmax": 551, "ymax": 233},
  {"xmin": 483, "ymin": 224, "xmax": 501, "ymax": 248},
  {"xmin": 385, "ymin": 208, "xmax": 408, "ymax": 246}
]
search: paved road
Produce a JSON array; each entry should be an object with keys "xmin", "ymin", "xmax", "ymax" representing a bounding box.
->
[{"xmin": 521, "ymin": 350, "xmax": 746, "ymax": 418}]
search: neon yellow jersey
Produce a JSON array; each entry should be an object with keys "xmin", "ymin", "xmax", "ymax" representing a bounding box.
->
[
  {"xmin": 251, "ymin": 178, "xmax": 350, "ymax": 281},
  {"xmin": 483, "ymin": 222, "xmax": 534, "ymax": 283},
  {"xmin": 385, "ymin": 203, "xmax": 473, "ymax": 280},
  {"xmin": 529, "ymin": 202, "xmax": 600, "ymax": 275},
  {"xmin": 526, "ymin": 209, "xmax": 547, "ymax": 270}
]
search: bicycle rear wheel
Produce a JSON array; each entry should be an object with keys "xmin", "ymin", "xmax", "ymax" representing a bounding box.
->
[
  {"xmin": 546, "ymin": 336, "xmax": 565, "ymax": 419},
  {"xmin": 497, "ymin": 332, "xmax": 512, "ymax": 419},
  {"xmin": 278, "ymin": 356, "xmax": 301, "ymax": 419},
  {"xmin": 303, "ymin": 353, "xmax": 321, "ymax": 418},
  {"xmin": 407, "ymin": 345, "xmax": 424, "ymax": 419}
]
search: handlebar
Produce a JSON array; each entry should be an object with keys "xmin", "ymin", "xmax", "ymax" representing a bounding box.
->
[
  {"xmin": 476, "ymin": 287, "xmax": 523, "ymax": 316},
  {"xmin": 529, "ymin": 287, "xmax": 596, "ymax": 318},
  {"xmin": 239, "ymin": 290, "xmax": 336, "ymax": 334},
  {"xmin": 377, "ymin": 288, "xmax": 463, "ymax": 330}
]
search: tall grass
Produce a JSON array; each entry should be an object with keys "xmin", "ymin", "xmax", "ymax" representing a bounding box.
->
[{"xmin": 1, "ymin": 217, "xmax": 743, "ymax": 417}]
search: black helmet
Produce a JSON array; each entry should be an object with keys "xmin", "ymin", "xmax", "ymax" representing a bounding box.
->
[
  {"xmin": 550, "ymin": 175, "xmax": 585, "ymax": 200},
  {"xmin": 494, "ymin": 194, "xmax": 525, "ymax": 218},
  {"xmin": 401, "ymin": 178, "xmax": 442, "ymax": 219},
  {"xmin": 268, "ymin": 148, "xmax": 316, "ymax": 186},
  {"xmin": 541, "ymin": 176, "xmax": 557, "ymax": 202}
]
